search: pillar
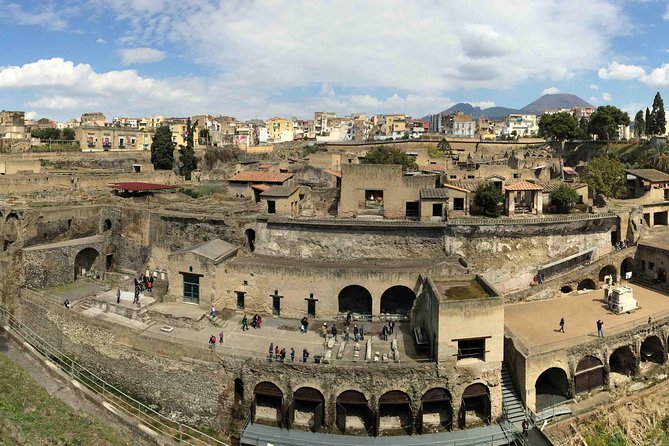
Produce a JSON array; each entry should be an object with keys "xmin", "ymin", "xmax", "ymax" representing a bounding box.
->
[
  {"xmin": 372, "ymin": 293, "xmax": 380, "ymax": 319},
  {"xmin": 535, "ymin": 191, "xmax": 543, "ymax": 215},
  {"xmin": 506, "ymin": 191, "xmax": 516, "ymax": 216}
]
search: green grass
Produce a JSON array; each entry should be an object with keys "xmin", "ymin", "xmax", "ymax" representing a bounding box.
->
[
  {"xmin": 437, "ymin": 279, "xmax": 490, "ymax": 300},
  {"xmin": 180, "ymin": 183, "xmax": 227, "ymax": 198},
  {"xmin": 0, "ymin": 354, "xmax": 134, "ymax": 445}
]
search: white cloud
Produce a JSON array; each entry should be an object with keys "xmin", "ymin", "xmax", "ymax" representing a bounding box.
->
[
  {"xmin": 470, "ymin": 101, "xmax": 496, "ymax": 110},
  {"xmin": 24, "ymin": 111, "xmax": 37, "ymax": 120},
  {"xmin": 589, "ymin": 96, "xmax": 599, "ymax": 104},
  {"xmin": 118, "ymin": 47, "xmax": 166, "ymax": 65},
  {"xmin": 0, "ymin": 1, "xmax": 72, "ymax": 31},
  {"xmin": 640, "ymin": 64, "xmax": 669, "ymax": 87},
  {"xmin": 602, "ymin": 92, "xmax": 613, "ymax": 101},
  {"xmin": 589, "ymin": 84, "xmax": 599, "ymax": 90},
  {"xmin": 598, "ymin": 61, "xmax": 646, "ymax": 80},
  {"xmin": 96, "ymin": 37, "xmax": 107, "ymax": 44},
  {"xmin": 664, "ymin": 4, "xmax": 669, "ymax": 20},
  {"xmin": 541, "ymin": 87, "xmax": 560, "ymax": 95}
]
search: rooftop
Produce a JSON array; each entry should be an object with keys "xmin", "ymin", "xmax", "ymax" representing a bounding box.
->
[
  {"xmin": 108, "ymin": 182, "xmax": 178, "ymax": 192},
  {"xmin": 625, "ymin": 169, "xmax": 669, "ymax": 183},
  {"xmin": 170, "ymin": 238, "xmax": 238, "ymax": 262},
  {"xmin": 638, "ymin": 229, "xmax": 669, "ymax": 252},
  {"xmin": 420, "ymin": 188, "xmax": 449, "ymax": 199},
  {"xmin": 228, "ymin": 171, "xmax": 294, "ymax": 183},
  {"xmin": 537, "ymin": 180, "xmax": 587, "ymax": 193},
  {"xmin": 260, "ymin": 185, "xmax": 299, "ymax": 198},
  {"xmin": 504, "ymin": 180, "xmax": 544, "ymax": 191},
  {"xmin": 323, "ymin": 169, "xmax": 342, "ymax": 178}
]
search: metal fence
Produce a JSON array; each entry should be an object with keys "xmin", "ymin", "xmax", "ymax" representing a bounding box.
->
[{"xmin": 0, "ymin": 304, "xmax": 229, "ymax": 446}]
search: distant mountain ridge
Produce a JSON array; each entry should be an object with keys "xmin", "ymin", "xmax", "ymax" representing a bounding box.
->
[{"xmin": 430, "ymin": 94, "xmax": 593, "ymax": 120}]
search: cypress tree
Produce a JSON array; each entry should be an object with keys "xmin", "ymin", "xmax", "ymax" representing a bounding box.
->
[
  {"xmin": 646, "ymin": 107, "xmax": 653, "ymax": 136},
  {"xmin": 634, "ymin": 110, "xmax": 645, "ymax": 138},
  {"xmin": 652, "ymin": 92, "xmax": 666, "ymax": 136},
  {"xmin": 150, "ymin": 126, "xmax": 175, "ymax": 170}
]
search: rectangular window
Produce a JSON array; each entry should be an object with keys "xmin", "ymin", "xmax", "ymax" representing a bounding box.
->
[
  {"xmin": 267, "ymin": 200, "xmax": 276, "ymax": 214},
  {"xmin": 182, "ymin": 273, "xmax": 200, "ymax": 304},
  {"xmin": 453, "ymin": 198, "xmax": 465, "ymax": 211},
  {"xmin": 457, "ymin": 338, "xmax": 485, "ymax": 361},
  {"xmin": 272, "ymin": 295, "xmax": 281, "ymax": 316},
  {"xmin": 432, "ymin": 203, "xmax": 443, "ymax": 217},
  {"xmin": 405, "ymin": 201, "xmax": 420, "ymax": 218},
  {"xmin": 307, "ymin": 299, "xmax": 316, "ymax": 317},
  {"xmin": 236, "ymin": 291, "xmax": 245, "ymax": 309}
]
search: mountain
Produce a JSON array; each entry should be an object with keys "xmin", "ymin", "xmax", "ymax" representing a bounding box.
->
[
  {"xmin": 519, "ymin": 94, "xmax": 593, "ymax": 115},
  {"xmin": 429, "ymin": 94, "xmax": 593, "ymax": 120}
]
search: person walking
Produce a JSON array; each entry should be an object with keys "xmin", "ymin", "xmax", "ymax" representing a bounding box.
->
[
  {"xmin": 353, "ymin": 325, "xmax": 359, "ymax": 342},
  {"xmin": 219, "ymin": 331, "xmax": 224, "ymax": 345},
  {"xmin": 208, "ymin": 335, "xmax": 216, "ymax": 351},
  {"xmin": 331, "ymin": 324, "xmax": 338, "ymax": 341},
  {"xmin": 596, "ymin": 320, "xmax": 604, "ymax": 337},
  {"xmin": 274, "ymin": 345, "xmax": 279, "ymax": 361},
  {"xmin": 302, "ymin": 348, "xmax": 309, "ymax": 363},
  {"xmin": 522, "ymin": 419, "xmax": 529, "ymax": 438},
  {"xmin": 290, "ymin": 347, "xmax": 295, "ymax": 362},
  {"xmin": 559, "ymin": 317, "xmax": 565, "ymax": 333},
  {"xmin": 242, "ymin": 314, "xmax": 249, "ymax": 331},
  {"xmin": 382, "ymin": 325, "xmax": 388, "ymax": 341},
  {"xmin": 116, "ymin": 288, "xmax": 121, "ymax": 304},
  {"xmin": 389, "ymin": 320, "xmax": 395, "ymax": 335},
  {"xmin": 268, "ymin": 343, "xmax": 274, "ymax": 362}
]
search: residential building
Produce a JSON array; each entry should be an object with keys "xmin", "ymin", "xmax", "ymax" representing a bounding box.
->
[
  {"xmin": 504, "ymin": 114, "xmax": 538, "ymax": 137},
  {"xmin": 266, "ymin": 117, "xmax": 294, "ymax": 142},
  {"xmin": 166, "ymin": 118, "xmax": 189, "ymax": 147},
  {"xmin": 76, "ymin": 126, "xmax": 153, "ymax": 151},
  {"xmin": 314, "ymin": 112, "xmax": 337, "ymax": 137},
  {"xmin": 376, "ymin": 114, "xmax": 407, "ymax": 139},
  {"xmin": 0, "ymin": 111, "xmax": 27, "ymax": 139},
  {"xmin": 450, "ymin": 113, "xmax": 476, "ymax": 137},
  {"xmin": 81, "ymin": 112, "xmax": 107, "ymax": 127}
]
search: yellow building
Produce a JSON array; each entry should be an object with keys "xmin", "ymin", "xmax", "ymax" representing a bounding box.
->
[
  {"xmin": 381, "ymin": 114, "xmax": 407, "ymax": 137},
  {"xmin": 266, "ymin": 117, "xmax": 294, "ymax": 142}
]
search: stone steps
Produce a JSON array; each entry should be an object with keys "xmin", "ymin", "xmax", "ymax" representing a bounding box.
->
[{"xmin": 502, "ymin": 365, "xmax": 527, "ymax": 425}]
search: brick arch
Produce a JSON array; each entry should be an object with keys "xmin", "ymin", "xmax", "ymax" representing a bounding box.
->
[
  {"xmin": 640, "ymin": 335, "xmax": 665, "ymax": 364},
  {"xmin": 534, "ymin": 367, "xmax": 570, "ymax": 411},
  {"xmin": 577, "ymin": 278, "xmax": 597, "ymax": 291}
]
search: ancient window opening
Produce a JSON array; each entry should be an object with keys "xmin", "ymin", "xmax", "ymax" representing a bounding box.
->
[
  {"xmin": 103, "ymin": 219, "xmax": 112, "ymax": 231},
  {"xmin": 245, "ymin": 229, "xmax": 256, "ymax": 252},
  {"xmin": 456, "ymin": 338, "xmax": 486, "ymax": 361},
  {"xmin": 267, "ymin": 200, "xmax": 276, "ymax": 214},
  {"xmin": 236, "ymin": 291, "xmax": 245, "ymax": 309},
  {"xmin": 405, "ymin": 201, "xmax": 419, "ymax": 219},
  {"xmin": 182, "ymin": 273, "xmax": 200, "ymax": 304},
  {"xmin": 453, "ymin": 198, "xmax": 465, "ymax": 211},
  {"xmin": 365, "ymin": 190, "xmax": 383, "ymax": 208},
  {"xmin": 432, "ymin": 203, "xmax": 443, "ymax": 217}
]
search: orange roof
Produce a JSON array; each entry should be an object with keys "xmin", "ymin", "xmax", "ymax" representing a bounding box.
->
[
  {"xmin": 258, "ymin": 163, "xmax": 272, "ymax": 169},
  {"xmin": 504, "ymin": 180, "xmax": 544, "ymax": 191},
  {"xmin": 229, "ymin": 171, "xmax": 293, "ymax": 183},
  {"xmin": 444, "ymin": 183, "xmax": 470, "ymax": 193},
  {"xmin": 324, "ymin": 169, "xmax": 342, "ymax": 178},
  {"xmin": 251, "ymin": 183, "xmax": 271, "ymax": 191}
]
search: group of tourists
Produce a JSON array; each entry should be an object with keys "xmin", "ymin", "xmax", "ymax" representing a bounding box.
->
[
  {"xmin": 381, "ymin": 320, "xmax": 396, "ymax": 341},
  {"xmin": 531, "ymin": 271, "xmax": 545, "ymax": 287},
  {"xmin": 614, "ymin": 238, "xmax": 631, "ymax": 251},
  {"xmin": 557, "ymin": 317, "xmax": 606, "ymax": 337},
  {"xmin": 208, "ymin": 331, "xmax": 225, "ymax": 351},
  {"xmin": 133, "ymin": 275, "xmax": 152, "ymax": 305},
  {"xmin": 267, "ymin": 343, "xmax": 302, "ymax": 362}
]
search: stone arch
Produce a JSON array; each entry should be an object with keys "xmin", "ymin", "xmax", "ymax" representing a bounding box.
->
[
  {"xmin": 598, "ymin": 265, "xmax": 617, "ymax": 283},
  {"xmin": 535, "ymin": 367, "xmax": 570, "ymax": 411},
  {"xmin": 338, "ymin": 285, "xmax": 372, "ymax": 316},
  {"xmin": 459, "ymin": 383, "xmax": 490, "ymax": 429},
  {"xmin": 620, "ymin": 257, "xmax": 635, "ymax": 279},
  {"xmin": 609, "ymin": 345, "xmax": 636, "ymax": 376},
  {"xmin": 253, "ymin": 381, "xmax": 284, "ymax": 427},
  {"xmin": 3, "ymin": 212, "xmax": 19, "ymax": 251},
  {"xmin": 640, "ymin": 335, "xmax": 664, "ymax": 364},
  {"xmin": 380, "ymin": 285, "xmax": 416, "ymax": 317},
  {"xmin": 290, "ymin": 387, "xmax": 325, "ymax": 432},
  {"xmin": 378, "ymin": 390, "xmax": 413, "ymax": 436},
  {"xmin": 577, "ymin": 278, "xmax": 597, "ymax": 291},
  {"xmin": 336, "ymin": 390, "xmax": 373, "ymax": 435},
  {"xmin": 103, "ymin": 218, "xmax": 112, "ymax": 231},
  {"xmin": 574, "ymin": 356, "xmax": 605, "ymax": 394},
  {"xmin": 560, "ymin": 285, "xmax": 573, "ymax": 294},
  {"xmin": 245, "ymin": 228, "xmax": 256, "ymax": 252},
  {"xmin": 74, "ymin": 247, "xmax": 100, "ymax": 280},
  {"xmin": 419, "ymin": 387, "xmax": 452, "ymax": 433}
]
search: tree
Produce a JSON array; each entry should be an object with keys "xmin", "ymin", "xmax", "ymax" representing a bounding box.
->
[
  {"xmin": 538, "ymin": 112, "xmax": 582, "ymax": 178},
  {"xmin": 474, "ymin": 182, "xmax": 504, "ymax": 217},
  {"xmin": 645, "ymin": 107, "xmax": 652, "ymax": 137},
  {"xmin": 587, "ymin": 105, "xmax": 630, "ymax": 145},
  {"xmin": 362, "ymin": 145, "xmax": 417, "ymax": 171},
  {"xmin": 62, "ymin": 128, "xmax": 75, "ymax": 140},
  {"xmin": 583, "ymin": 156, "xmax": 626, "ymax": 198},
  {"xmin": 634, "ymin": 110, "xmax": 645, "ymax": 138},
  {"xmin": 645, "ymin": 144, "xmax": 669, "ymax": 172},
  {"xmin": 179, "ymin": 118, "xmax": 199, "ymax": 179},
  {"xmin": 579, "ymin": 117, "xmax": 589, "ymax": 138},
  {"xmin": 150, "ymin": 126, "xmax": 175, "ymax": 170},
  {"xmin": 430, "ymin": 137, "xmax": 453, "ymax": 158},
  {"xmin": 650, "ymin": 92, "xmax": 666, "ymax": 136},
  {"xmin": 549, "ymin": 184, "xmax": 579, "ymax": 213}
]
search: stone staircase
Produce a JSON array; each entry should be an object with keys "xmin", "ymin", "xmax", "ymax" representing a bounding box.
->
[
  {"xmin": 74, "ymin": 296, "xmax": 95, "ymax": 312},
  {"xmin": 502, "ymin": 364, "xmax": 527, "ymax": 426}
]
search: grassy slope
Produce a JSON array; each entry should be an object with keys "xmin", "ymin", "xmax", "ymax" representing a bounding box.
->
[{"xmin": 0, "ymin": 354, "xmax": 133, "ymax": 446}]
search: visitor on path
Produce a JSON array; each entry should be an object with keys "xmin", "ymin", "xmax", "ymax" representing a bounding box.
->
[
  {"xmin": 522, "ymin": 419, "xmax": 529, "ymax": 438},
  {"xmin": 596, "ymin": 320, "xmax": 604, "ymax": 337},
  {"xmin": 280, "ymin": 348, "xmax": 286, "ymax": 362},
  {"xmin": 382, "ymin": 325, "xmax": 388, "ymax": 341},
  {"xmin": 133, "ymin": 289, "xmax": 140, "ymax": 305},
  {"xmin": 252, "ymin": 314, "xmax": 259, "ymax": 329},
  {"xmin": 64, "ymin": 299, "xmax": 71, "ymax": 309},
  {"xmin": 257, "ymin": 315, "xmax": 262, "ymax": 329},
  {"xmin": 275, "ymin": 345, "xmax": 279, "ymax": 361},
  {"xmin": 353, "ymin": 325, "xmax": 359, "ymax": 341},
  {"xmin": 242, "ymin": 314, "xmax": 249, "ymax": 331},
  {"xmin": 219, "ymin": 331, "xmax": 224, "ymax": 345},
  {"xmin": 538, "ymin": 272, "xmax": 544, "ymax": 284},
  {"xmin": 209, "ymin": 335, "xmax": 216, "ymax": 351},
  {"xmin": 302, "ymin": 348, "xmax": 309, "ymax": 363},
  {"xmin": 559, "ymin": 317, "xmax": 565, "ymax": 333},
  {"xmin": 389, "ymin": 320, "xmax": 395, "ymax": 335},
  {"xmin": 532, "ymin": 275, "xmax": 537, "ymax": 286},
  {"xmin": 268, "ymin": 343, "xmax": 274, "ymax": 362},
  {"xmin": 321, "ymin": 323, "xmax": 328, "ymax": 338},
  {"xmin": 116, "ymin": 288, "xmax": 121, "ymax": 304},
  {"xmin": 290, "ymin": 348, "xmax": 295, "ymax": 362},
  {"xmin": 147, "ymin": 279, "xmax": 153, "ymax": 293},
  {"xmin": 210, "ymin": 305, "xmax": 217, "ymax": 319},
  {"xmin": 360, "ymin": 325, "xmax": 365, "ymax": 340},
  {"xmin": 331, "ymin": 324, "xmax": 338, "ymax": 341},
  {"xmin": 300, "ymin": 317, "xmax": 309, "ymax": 333},
  {"xmin": 346, "ymin": 311, "xmax": 352, "ymax": 326},
  {"xmin": 344, "ymin": 325, "xmax": 350, "ymax": 342}
]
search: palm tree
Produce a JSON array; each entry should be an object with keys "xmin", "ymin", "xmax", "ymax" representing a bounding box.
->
[{"xmin": 648, "ymin": 144, "xmax": 669, "ymax": 172}]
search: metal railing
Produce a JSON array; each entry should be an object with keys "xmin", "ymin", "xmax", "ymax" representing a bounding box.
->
[{"xmin": 0, "ymin": 304, "xmax": 229, "ymax": 446}]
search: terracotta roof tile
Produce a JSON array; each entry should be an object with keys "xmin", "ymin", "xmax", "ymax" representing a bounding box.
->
[
  {"xmin": 229, "ymin": 171, "xmax": 293, "ymax": 183},
  {"xmin": 504, "ymin": 180, "xmax": 544, "ymax": 191},
  {"xmin": 323, "ymin": 169, "xmax": 342, "ymax": 178}
]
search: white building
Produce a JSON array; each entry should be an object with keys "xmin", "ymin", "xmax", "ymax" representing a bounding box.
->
[{"xmin": 504, "ymin": 114, "xmax": 538, "ymax": 137}]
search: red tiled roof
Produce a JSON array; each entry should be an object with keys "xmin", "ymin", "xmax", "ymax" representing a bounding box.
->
[
  {"xmin": 108, "ymin": 182, "xmax": 177, "ymax": 191},
  {"xmin": 444, "ymin": 183, "xmax": 470, "ymax": 193},
  {"xmin": 251, "ymin": 183, "xmax": 271, "ymax": 191},
  {"xmin": 324, "ymin": 169, "xmax": 342, "ymax": 178},
  {"xmin": 229, "ymin": 171, "xmax": 293, "ymax": 183},
  {"xmin": 504, "ymin": 180, "xmax": 544, "ymax": 191},
  {"xmin": 258, "ymin": 163, "xmax": 272, "ymax": 169}
]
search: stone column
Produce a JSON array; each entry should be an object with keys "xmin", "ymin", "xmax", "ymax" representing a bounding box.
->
[
  {"xmin": 535, "ymin": 191, "xmax": 543, "ymax": 215},
  {"xmin": 506, "ymin": 191, "xmax": 516, "ymax": 216}
]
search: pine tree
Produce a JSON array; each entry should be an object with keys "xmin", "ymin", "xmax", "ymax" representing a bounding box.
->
[
  {"xmin": 179, "ymin": 118, "xmax": 199, "ymax": 180},
  {"xmin": 150, "ymin": 126, "xmax": 175, "ymax": 170},
  {"xmin": 652, "ymin": 92, "xmax": 666, "ymax": 136},
  {"xmin": 634, "ymin": 110, "xmax": 645, "ymax": 138},
  {"xmin": 645, "ymin": 107, "xmax": 653, "ymax": 136}
]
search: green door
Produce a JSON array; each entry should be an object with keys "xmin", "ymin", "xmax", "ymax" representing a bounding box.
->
[{"xmin": 183, "ymin": 274, "xmax": 200, "ymax": 304}]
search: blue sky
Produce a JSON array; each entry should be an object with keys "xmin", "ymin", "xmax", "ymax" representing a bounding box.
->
[{"xmin": 1, "ymin": 0, "xmax": 669, "ymax": 121}]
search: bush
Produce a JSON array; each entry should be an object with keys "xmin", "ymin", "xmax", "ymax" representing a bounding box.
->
[
  {"xmin": 549, "ymin": 184, "xmax": 579, "ymax": 213},
  {"xmin": 474, "ymin": 182, "xmax": 504, "ymax": 217}
]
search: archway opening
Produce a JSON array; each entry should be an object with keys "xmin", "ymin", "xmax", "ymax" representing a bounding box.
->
[
  {"xmin": 577, "ymin": 278, "xmax": 597, "ymax": 291},
  {"xmin": 459, "ymin": 384, "xmax": 490, "ymax": 429},
  {"xmin": 380, "ymin": 285, "xmax": 416, "ymax": 318},
  {"xmin": 598, "ymin": 265, "xmax": 617, "ymax": 283},
  {"xmin": 419, "ymin": 388, "xmax": 452, "ymax": 434},
  {"xmin": 252, "ymin": 382, "xmax": 283, "ymax": 427},
  {"xmin": 574, "ymin": 356, "xmax": 605, "ymax": 394},
  {"xmin": 535, "ymin": 368, "xmax": 570, "ymax": 411},
  {"xmin": 609, "ymin": 346, "xmax": 636, "ymax": 376},
  {"xmin": 338, "ymin": 285, "xmax": 372, "ymax": 318},
  {"xmin": 234, "ymin": 378, "xmax": 244, "ymax": 405},
  {"xmin": 103, "ymin": 218, "xmax": 112, "ymax": 231},
  {"xmin": 245, "ymin": 229, "xmax": 256, "ymax": 252},
  {"xmin": 640, "ymin": 336, "xmax": 664, "ymax": 364},
  {"xmin": 3, "ymin": 212, "xmax": 19, "ymax": 251},
  {"xmin": 378, "ymin": 390, "xmax": 413, "ymax": 436},
  {"xmin": 105, "ymin": 244, "xmax": 117, "ymax": 271},
  {"xmin": 74, "ymin": 247, "xmax": 100, "ymax": 280},
  {"xmin": 336, "ymin": 390, "xmax": 373, "ymax": 435},
  {"xmin": 560, "ymin": 285, "xmax": 573, "ymax": 294},
  {"xmin": 620, "ymin": 257, "xmax": 635, "ymax": 280},
  {"xmin": 290, "ymin": 387, "xmax": 324, "ymax": 432}
]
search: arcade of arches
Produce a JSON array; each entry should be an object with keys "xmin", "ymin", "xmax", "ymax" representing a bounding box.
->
[{"xmin": 337, "ymin": 284, "xmax": 417, "ymax": 319}]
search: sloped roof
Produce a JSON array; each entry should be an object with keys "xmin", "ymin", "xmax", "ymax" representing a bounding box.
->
[
  {"xmin": 420, "ymin": 188, "xmax": 449, "ymax": 199},
  {"xmin": 251, "ymin": 183, "xmax": 271, "ymax": 191},
  {"xmin": 446, "ymin": 179, "xmax": 484, "ymax": 192},
  {"xmin": 625, "ymin": 169, "xmax": 669, "ymax": 183},
  {"xmin": 108, "ymin": 182, "xmax": 177, "ymax": 191},
  {"xmin": 538, "ymin": 181, "xmax": 587, "ymax": 193},
  {"xmin": 505, "ymin": 180, "xmax": 544, "ymax": 191},
  {"xmin": 260, "ymin": 185, "xmax": 299, "ymax": 198},
  {"xmin": 172, "ymin": 238, "xmax": 238, "ymax": 262},
  {"xmin": 418, "ymin": 164, "xmax": 447, "ymax": 172},
  {"xmin": 563, "ymin": 166, "xmax": 578, "ymax": 175},
  {"xmin": 229, "ymin": 171, "xmax": 294, "ymax": 183},
  {"xmin": 323, "ymin": 169, "xmax": 342, "ymax": 178}
]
